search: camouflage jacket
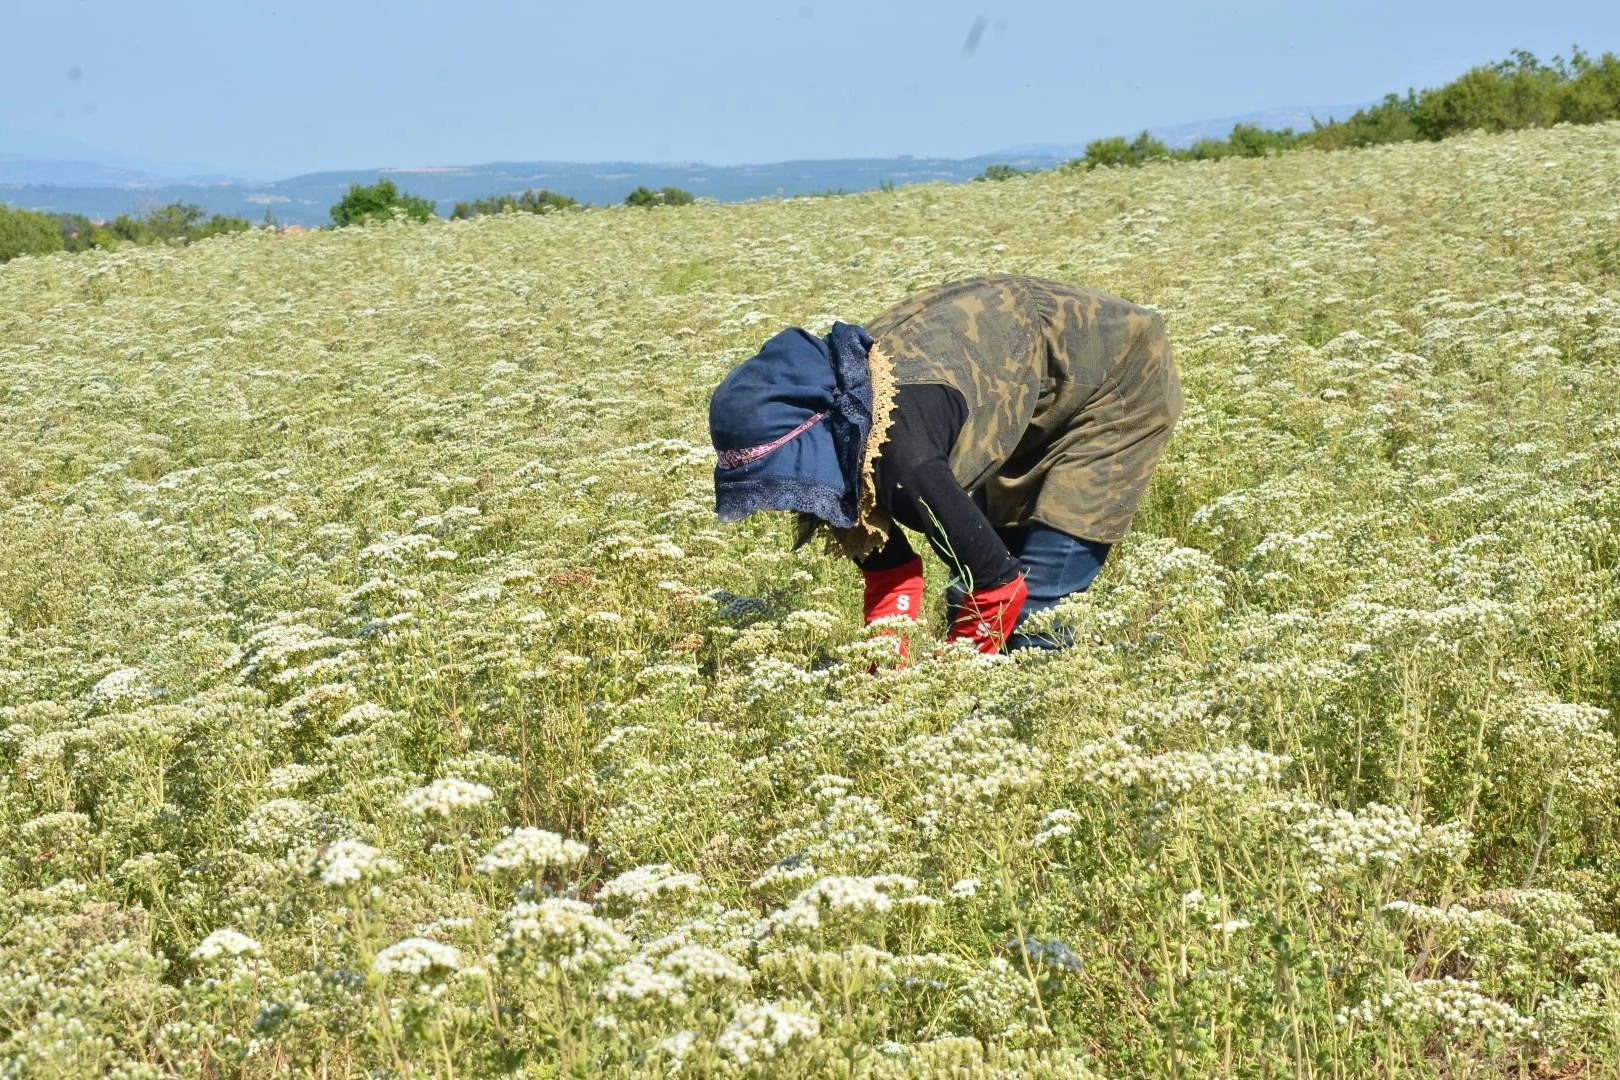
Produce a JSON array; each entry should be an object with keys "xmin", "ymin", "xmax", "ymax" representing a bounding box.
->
[{"xmin": 865, "ymin": 275, "xmax": 1182, "ymax": 544}]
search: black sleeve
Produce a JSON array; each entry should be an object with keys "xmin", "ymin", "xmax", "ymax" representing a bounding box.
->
[
  {"xmin": 855, "ymin": 384, "xmax": 1022, "ymax": 589},
  {"xmin": 856, "ymin": 523, "xmax": 920, "ymax": 572}
]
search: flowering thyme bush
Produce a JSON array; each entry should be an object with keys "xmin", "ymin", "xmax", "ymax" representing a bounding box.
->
[{"xmin": 3, "ymin": 123, "xmax": 1620, "ymax": 1076}]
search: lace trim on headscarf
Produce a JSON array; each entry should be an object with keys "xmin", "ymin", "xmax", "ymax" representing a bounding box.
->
[{"xmin": 793, "ymin": 342, "xmax": 899, "ymax": 560}]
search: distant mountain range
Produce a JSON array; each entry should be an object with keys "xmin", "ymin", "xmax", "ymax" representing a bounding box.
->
[
  {"xmin": 0, "ymin": 155, "xmax": 1077, "ymax": 227},
  {"xmin": 0, "ymin": 123, "xmax": 240, "ymax": 186},
  {"xmin": 0, "ymin": 103, "xmax": 1371, "ymax": 228}
]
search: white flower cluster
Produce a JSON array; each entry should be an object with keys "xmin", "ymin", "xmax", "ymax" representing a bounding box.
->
[
  {"xmin": 1537, "ymin": 982, "xmax": 1619, "ymax": 1047},
  {"xmin": 492, "ymin": 898, "xmax": 630, "ymax": 977},
  {"xmin": 86, "ymin": 667, "xmax": 151, "ymax": 710},
  {"xmin": 1124, "ymin": 692, "xmax": 1235, "ymax": 740},
  {"xmin": 1077, "ymin": 744, "xmax": 1291, "ymax": 797},
  {"xmin": 653, "ymin": 1029, "xmax": 699, "ymax": 1072},
  {"xmin": 1248, "ymin": 528, "xmax": 1337, "ymax": 567},
  {"xmin": 1030, "ymin": 808, "xmax": 1083, "ymax": 848},
  {"xmin": 238, "ymin": 622, "xmax": 349, "ymax": 682},
  {"xmin": 1381, "ymin": 898, "xmax": 1516, "ymax": 953},
  {"xmin": 749, "ymin": 859, "xmax": 822, "ymax": 897},
  {"xmin": 595, "ymin": 958, "xmax": 684, "ymax": 1007},
  {"xmin": 1574, "ymin": 930, "xmax": 1620, "ymax": 981},
  {"xmin": 660, "ymin": 943, "xmax": 752, "ymax": 989},
  {"xmin": 296, "ymin": 839, "xmax": 402, "ymax": 889},
  {"xmin": 736, "ymin": 656, "xmax": 830, "ymax": 704},
  {"xmin": 372, "ymin": 937, "xmax": 463, "ymax": 979},
  {"xmin": 240, "ymin": 799, "xmax": 329, "ymax": 854},
  {"xmin": 1499, "ymin": 699, "xmax": 1619, "ymax": 786},
  {"xmin": 399, "ymin": 777, "xmax": 495, "ymax": 818},
  {"xmin": 760, "ymin": 874, "xmax": 934, "ymax": 938},
  {"xmin": 890, "ymin": 714, "xmax": 1048, "ymax": 836},
  {"xmin": 782, "ymin": 608, "xmax": 838, "ymax": 634},
  {"xmin": 1470, "ymin": 889, "xmax": 1597, "ymax": 957},
  {"xmin": 1293, "ymin": 802, "xmax": 1469, "ymax": 886},
  {"xmin": 1342, "ymin": 977, "xmax": 1536, "ymax": 1042},
  {"xmin": 952, "ymin": 956, "xmax": 1035, "ymax": 1040},
  {"xmin": 594, "ymin": 863, "xmax": 708, "ymax": 917},
  {"xmin": 265, "ymin": 763, "xmax": 325, "ymax": 793},
  {"xmin": 1363, "ymin": 598, "xmax": 1513, "ymax": 654},
  {"xmin": 1111, "ymin": 540, "xmax": 1229, "ymax": 627},
  {"xmin": 868, "ymin": 1036, "xmax": 1097, "ymax": 1079},
  {"xmin": 598, "ymin": 944, "xmax": 751, "ymax": 1009},
  {"xmin": 190, "ymin": 929, "xmax": 262, "ymax": 963},
  {"xmin": 475, "ymin": 827, "xmax": 588, "ymax": 874},
  {"xmin": 359, "ymin": 531, "xmax": 440, "ymax": 565},
  {"xmin": 764, "ymin": 788, "xmax": 902, "ymax": 870},
  {"xmin": 715, "ymin": 999, "xmax": 820, "ymax": 1066}
]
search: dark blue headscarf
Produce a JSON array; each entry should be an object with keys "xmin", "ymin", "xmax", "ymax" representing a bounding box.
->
[{"xmin": 710, "ymin": 321, "xmax": 877, "ymax": 530}]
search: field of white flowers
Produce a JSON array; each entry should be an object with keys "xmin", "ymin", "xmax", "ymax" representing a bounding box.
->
[{"xmin": 2, "ymin": 122, "xmax": 1620, "ymax": 1078}]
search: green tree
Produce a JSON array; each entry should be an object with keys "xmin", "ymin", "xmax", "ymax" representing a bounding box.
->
[
  {"xmin": 94, "ymin": 203, "xmax": 251, "ymax": 248},
  {"xmin": 1076, "ymin": 135, "xmax": 1134, "ymax": 169},
  {"xmin": 1300, "ymin": 93, "xmax": 1420, "ymax": 150},
  {"xmin": 1128, "ymin": 131, "xmax": 1170, "ymax": 162},
  {"xmin": 0, "ymin": 204, "xmax": 66, "ymax": 263},
  {"xmin": 974, "ymin": 163, "xmax": 1029, "ymax": 182},
  {"xmin": 1183, "ymin": 137, "xmax": 1231, "ymax": 161},
  {"xmin": 1411, "ymin": 51, "xmax": 1563, "ymax": 138},
  {"xmin": 1559, "ymin": 48, "xmax": 1620, "ymax": 123},
  {"xmin": 1225, "ymin": 123, "xmax": 1299, "ymax": 157},
  {"xmin": 1408, "ymin": 49, "xmax": 1620, "ymax": 138},
  {"xmin": 145, "ymin": 202, "xmax": 208, "ymax": 240},
  {"xmin": 451, "ymin": 188, "xmax": 580, "ymax": 219},
  {"xmin": 103, "ymin": 213, "xmax": 156, "ymax": 246},
  {"xmin": 137, "ymin": 202, "xmax": 251, "ymax": 242},
  {"xmin": 330, "ymin": 179, "xmax": 437, "ymax": 226},
  {"xmin": 624, "ymin": 185, "xmax": 695, "ymax": 208},
  {"xmin": 1069, "ymin": 131, "xmax": 1169, "ymax": 171},
  {"xmin": 54, "ymin": 212, "xmax": 99, "ymax": 253},
  {"xmin": 1064, "ymin": 48, "xmax": 1620, "ymax": 171},
  {"xmin": 191, "ymin": 212, "xmax": 252, "ymax": 240}
]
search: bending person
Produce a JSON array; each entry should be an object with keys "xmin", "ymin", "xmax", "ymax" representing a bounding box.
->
[{"xmin": 708, "ymin": 274, "xmax": 1182, "ymax": 656}]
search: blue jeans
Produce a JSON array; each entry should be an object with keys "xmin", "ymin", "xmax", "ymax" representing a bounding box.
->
[{"xmin": 948, "ymin": 523, "xmax": 1111, "ymax": 652}]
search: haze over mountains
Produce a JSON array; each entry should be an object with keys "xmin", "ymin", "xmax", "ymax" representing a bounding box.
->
[{"xmin": 1, "ymin": 103, "xmax": 1368, "ymax": 227}]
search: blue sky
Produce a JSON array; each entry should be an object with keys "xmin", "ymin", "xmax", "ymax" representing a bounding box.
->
[{"xmin": 4, "ymin": 0, "xmax": 1617, "ymax": 178}]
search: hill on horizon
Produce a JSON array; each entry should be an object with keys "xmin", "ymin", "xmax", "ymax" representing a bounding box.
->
[{"xmin": 0, "ymin": 102, "xmax": 1368, "ymax": 226}]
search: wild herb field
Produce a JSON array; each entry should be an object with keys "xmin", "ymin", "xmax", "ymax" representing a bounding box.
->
[{"xmin": 3, "ymin": 123, "xmax": 1620, "ymax": 1078}]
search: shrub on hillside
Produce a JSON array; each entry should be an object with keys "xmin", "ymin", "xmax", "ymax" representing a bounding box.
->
[
  {"xmin": 53, "ymin": 213, "xmax": 103, "ymax": 253},
  {"xmin": 146, "ymin": 202, "xmax": 251, "ymax": 242},
  {"xmin": 0, "ymin": 204, "xmax": 66, "ymax": 263},
  {"xmin": 1411, "ymin": 49, "xmax": 1619, "ymax": 137},
  {"xmin": 450, "ymin": 189, "xmax": 580, "ymax": 220},
  {"xmin": 1067, "ymin": 131, "xmax": 1170, "ymax": 170},
  {"xmin": 330, "ymin": 179, "xmax": 437, "ymax": 227},
  {"xmin": 974, "ymin": 164, "xmax": 1030, "ymax": 182},
  {"xmin": 625, "ymin": 185, "xmax": 695, "ymax": 208},
  {"xmin": 1305, "ymin": 49, "xmax": 1620, "ymax": 149},
  {"xmin": 101, "ymin": 203, "xmax": 251, "ymax": 248},
  {"xmin": 1299, "ymin": 93, "xmax": 1421, "ymax": 149},
  {"xmin": 1073, "ymin": 47, "xmax": 1620, "ymax": 163}
]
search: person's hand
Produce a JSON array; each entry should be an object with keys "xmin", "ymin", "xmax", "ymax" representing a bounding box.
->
[
  {"xmin": 946, "ymin": 574, "xmax": 1028, "ymax": 655},
  {"xmin": 862, "ymin": 557, "xmax": 924, "ymax": 664}
]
